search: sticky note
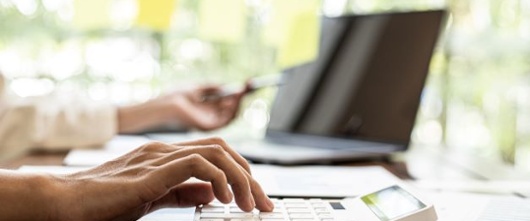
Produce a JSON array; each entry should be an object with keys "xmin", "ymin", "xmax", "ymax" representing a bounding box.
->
[
  {"xmin": 265, "ymin": 0, "xmax": 320, "ymax": 68},
  {"xmin": 263, "ymin": 0, "xmax": 300, "ymax": 47},
  {"xmin": 136, "ymin": 0, "xmax": 178, "ymax": 31},
  {"xmin": 277, "ymin": 7, "xmax": 320, "ymax": 69},
  {"xmin": 198, "ymin": 0, "xmax": 247, "ymax": 43},
  {"xmin": 72, "ymin": 0, "xmax": 112, "ymax": 30}
]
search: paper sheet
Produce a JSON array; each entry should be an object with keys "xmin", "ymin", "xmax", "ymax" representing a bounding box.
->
[
  {"xmin": 63, "ymin": 135, "xmax": 152, "ymax": 166},
  {"xmin": 198, "ymin": 0, "xmax": 247, "ymax": 43},
  {"xmin": 410, "ymin": 180, "xmax": 530, "ymax": 197},
  {"xmin": 250, "ymin": 164, "xmax": 403, "ymax": 197},
  {"xmin": 136, "ymin": 0, "xmax": 178, "ymax": 31},
  {"xmin": 20, "ymin": 164, "xmax": 401, "ymax": 198},
  {"xmin": 418, "ymin": 190, "xmax": 530, "ymax": 221},
  {"xmin": 64, "ymin": 133, "xmax": 226, "ymax": 166}
]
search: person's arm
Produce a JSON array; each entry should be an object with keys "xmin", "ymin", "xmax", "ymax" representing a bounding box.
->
[
  {"xmin": 0, "ymin": 94, "xmax": 117, "ymax": 159},
  {"xmin": 0, "ymin": 171, "xmax": 60, "ymax": 220},
  {"xmin": 0, "ymin": 137, "xmax": 274, "ymax": 221},
  {"xmin": 0, "ymin": 74, "xmax": 245, "ymax": 159},
  {"xmin": 118, "ymin": 85, "xmax": 247, "ymax": 134}
]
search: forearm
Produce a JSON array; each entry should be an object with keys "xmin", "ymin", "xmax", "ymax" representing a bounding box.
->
[
  {"xmin": 0, "ymin": 99, "xmax": 116, "ymax": 153},
  {"xmin": 0, "ymin": 170, "xmax": 61, "ymax": 221},
  {"xmin": 117, "ymin": 98, "xmax": 176, "ymax": 134}
]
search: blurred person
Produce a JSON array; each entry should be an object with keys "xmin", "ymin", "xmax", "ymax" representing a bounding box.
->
[
  {"xmin": 0, "ymin": 72, "xmax": 247, "ymax": 160},
  {"xmin": 0, "ymin": 137, "xmax": 274, "ymax": 220}
]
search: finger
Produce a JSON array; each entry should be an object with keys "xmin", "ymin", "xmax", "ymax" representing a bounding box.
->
[
  {"xmin": 156, "ymin": 154, "xmax": 233, "ymax": 204},
  {"xmin": 239, "ymin": 166, "xmax": 274, "ymax": 212},
  {"xmin": 226, "ymin": 90, "xmax": 245, "ymax": 118},
  {"xmin": 73, "ymin": 142, "xmax": 175, "ymax": 178},
  {"xmin": 188, "ymin": 85, "xmax": 223, "ymax": 103},
  {"xmin": 155, "ymin": 145, "xmax": 255, "ymax": 211},
  {"xmin": 174, "ymin": 137, "xmax": 251, "ymax": 174},
  {"xmin": 149, "ymin": 182, "xmax": 215, "ymax": 211},
  {"xmin": 220, "ymin": 97, "xmax": 238, "ymax": 112}
]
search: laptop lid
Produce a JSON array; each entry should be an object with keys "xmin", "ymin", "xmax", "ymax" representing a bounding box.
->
[{"xmin": 266, "ymin": 10, "xmax": 446, "ymax": 153}]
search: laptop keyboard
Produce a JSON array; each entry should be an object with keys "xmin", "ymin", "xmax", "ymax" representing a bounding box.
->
[{"xmin": 195, "ymin": 198, "xmax": 336, "ymax": 221}]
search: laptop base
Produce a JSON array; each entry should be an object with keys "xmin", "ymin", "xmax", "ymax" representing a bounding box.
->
[{"xmin": 233, "ymin": 140, "xmax": 390, "ymax": 165}]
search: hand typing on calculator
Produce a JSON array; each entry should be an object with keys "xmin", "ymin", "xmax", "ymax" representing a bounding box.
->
[
  {"xmin": 195, "ymin": 198, "xmax": 337, "ymax": 221},
  {"xmin": 0, "ymin": 137, "xmax": 274, "ymax": 221}
]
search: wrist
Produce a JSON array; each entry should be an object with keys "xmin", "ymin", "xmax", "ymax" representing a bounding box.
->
[
  {"xmin": 0, "ymin": 171, "xmax": 65, "ymax": 221},
  {"xmin": 36, "ymin": 174, "xmax": 69, "ymax": 221},
  {"xmin": 117, "ymin": 98, "xmax": 176, "ymax": 134}
]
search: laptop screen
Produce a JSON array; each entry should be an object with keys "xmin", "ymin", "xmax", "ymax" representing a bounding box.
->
[{"xmin": 267, "ymin": 10, "xmax": 446, "ymax": 149}]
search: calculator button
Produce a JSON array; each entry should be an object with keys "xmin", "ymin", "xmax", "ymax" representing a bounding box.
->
[
  {"xmin": 229, "ymin": 219, "xmax": 259, "ymax": 221},
  {"xmin": 200, "ymin": 213, "xmax": 228, "ymax": 218},
  {"xmin": 289, "ymin": 214, "xmax": 315, "ymax": 219},
  {"xmin": 229, "ymin": 208, "xmax": 246, "ymax": 213},
  {"xmin": 318, "ymin": 214, "xmax": 334, "ymax": 219},
  {"xmin": 259, "ymin": 213, "xmax": 285, "ymax": 219},
  {"xmin": 287, "ymin": 208, "xmax": 312, "ymax": 213},
  {"xmin": 204, "ymin": 202, "xmax": 225, "ymax": 207},
  {"xmin": 201, "ymin": 207, "xmax": 225, "ymax": 213},
  {"xmin": 201, "ymin": 213, "xmax": 255, "ymax": 219},
  {"xmin": 314, "ymin": 208, "xmax": 328, "ymax": 212},
  {"xmin": 283, "ymin": 198, "xmax": 305, "ymax": 202},
  {"xmin": 284, "ymin": 203, "xmax": 308, "ymax": 208}
]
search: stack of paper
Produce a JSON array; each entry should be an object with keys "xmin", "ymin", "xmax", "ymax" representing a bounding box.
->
[{"xmin": 63, "ymin": 135, "xmax": 152, "ymax": 166}]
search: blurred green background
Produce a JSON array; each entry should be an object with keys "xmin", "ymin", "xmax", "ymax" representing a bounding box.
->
[{"xmin": 1, "ymin": 0, "xmax": 530, "ymax": 170}]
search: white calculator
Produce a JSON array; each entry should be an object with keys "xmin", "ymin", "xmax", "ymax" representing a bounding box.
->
[{"xmin": 194, "ymin": 185, "xmax": 437, "ymax": 221}]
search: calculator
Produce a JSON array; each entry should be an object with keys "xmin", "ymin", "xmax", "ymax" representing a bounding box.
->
[{"xmin": 193, "ymin": 185, "xmax": 437, "ymax": 221}]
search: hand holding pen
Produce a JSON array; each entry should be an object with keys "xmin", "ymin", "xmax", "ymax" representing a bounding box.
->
[
  {"xmin": 117, "ymin": 74, "xmax": 282, "ymax": 133},
  {"xmin": 201, "ymin": 74, "xmax": 283, "ymax": 102}
]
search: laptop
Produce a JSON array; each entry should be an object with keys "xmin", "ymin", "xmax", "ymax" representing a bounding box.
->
[{"xmin": 234, "ymin": 10, "xmax": 447, "ymax": 164}]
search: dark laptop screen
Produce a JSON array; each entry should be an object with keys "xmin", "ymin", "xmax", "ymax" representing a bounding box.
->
[{"xmin": 267, "ymin": 10, "xmax": 446, "ymax": 147}]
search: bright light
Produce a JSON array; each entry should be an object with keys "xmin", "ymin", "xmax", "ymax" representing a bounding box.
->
[
  {"xmin": 179, "ymin": 39, "xmax": 210, "ymax": 61},
  {"xmin": 414, "ymin": 120, "xmax": 443, "ymax": 145},
  {"xmin": 322, "ymin": 0, "xmax": 347, "ymax": 16},
  {"xmin": 13, "ymin": 0, "xmax": 37, "ymax": 16},
  {"xmin": 243, "ymin": 99, "xmax": 270, "ymax": 130}
]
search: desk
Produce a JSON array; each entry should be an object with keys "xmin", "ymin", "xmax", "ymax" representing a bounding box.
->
[
  {"xmin": 2, "ymin": 145, "xmax": 528, "ymax": 183},
  {"xmin": 3, "ymin": 146, "xmax": 529, "ymax": 221},
  {"xmin": 0, "ymin": 147, "xmax": 478, "ymax": 181}
]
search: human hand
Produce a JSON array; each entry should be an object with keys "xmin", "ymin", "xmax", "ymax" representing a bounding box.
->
[
  {"xmin": 54, "ymin": 137, "xmax": 273, "ymax": 221},
  {"xmin": 164, "ymin": 84, "xmax": 248, "ymax": 131},
  {"xmin": 118, "ymin": 84, "xmax": 248, "ymax": 134}
]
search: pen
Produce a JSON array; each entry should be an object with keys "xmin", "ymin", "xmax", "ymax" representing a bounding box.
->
[{"xmin": 201, "ymin": 89, "xmax": 240, "ymax": 102}]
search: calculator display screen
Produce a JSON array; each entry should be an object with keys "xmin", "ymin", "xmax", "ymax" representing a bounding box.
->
[{"xmin": 361, "ymin": 186, "xmax": 426, "ymax": 221}]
